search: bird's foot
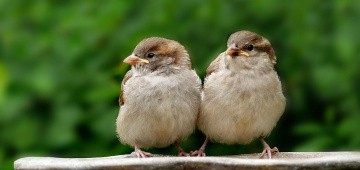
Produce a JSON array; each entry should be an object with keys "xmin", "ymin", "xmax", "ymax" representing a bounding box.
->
[
  {"xmin": 174, "ymin": 142, "xmax": 190, "ymax": 157},
  {"xmin": 133, "ymin": 147, "xmax": 153, "ymax": 158},
  {"xmin": 189, "ymin": 150, "xmax": 206, "ymax": 157},
  {"xmin": 259, "ymin": 137, "xmax": 278, "ymax": 159},
  {"xmin": 260, "ymin": 146, "xmax": 278, "ymax": 159},
  {"xmin": 178, "ymin": 151, "xmax": 190, "ymax": 157},
  {"xmin": 189, "ymin": 137, "xmax": 209, "ymax": 157}
]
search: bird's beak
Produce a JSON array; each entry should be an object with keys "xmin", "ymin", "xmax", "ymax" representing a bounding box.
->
[
  {"xmin": 226, "ymin": 44, "xmax": 249, "ymax": 58},
  {"xmin": 123, "ymin": 54, "xmax": 149, "ymax": 65}
]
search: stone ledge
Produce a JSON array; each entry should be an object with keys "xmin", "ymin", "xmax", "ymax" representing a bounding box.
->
[{"xmin": 14, "ymin": 152, "xmax": 360, "ymax": 170}]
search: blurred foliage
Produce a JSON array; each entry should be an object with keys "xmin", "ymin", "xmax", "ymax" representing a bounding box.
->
[{"xmin": 1, "ymin": 0, "xmax": 360, "ymax": 169}]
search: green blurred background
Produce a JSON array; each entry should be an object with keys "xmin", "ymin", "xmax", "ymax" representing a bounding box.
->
[{"xmin": 1, "ymin": 0, "xmax": 360, "ymax": 169}]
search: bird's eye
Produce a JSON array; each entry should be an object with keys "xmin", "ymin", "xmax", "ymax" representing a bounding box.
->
[
  {"xmin": 245, "ymin": 44, "xmax": 254, "ymax": 51},
  {"xmin": 147, "ymin": 53, "xmax": 155, "ymax": 58}
]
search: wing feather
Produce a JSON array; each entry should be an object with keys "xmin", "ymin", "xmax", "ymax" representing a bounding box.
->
[
  {"xmin": 119, "ymin": 70, "xmax": 133, "ymax": 106},
  {"xmin": 205, "ymin": 53, "xmax": 223, "ymax": 78}
]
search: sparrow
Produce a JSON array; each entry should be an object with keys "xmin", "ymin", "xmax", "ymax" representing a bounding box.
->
[
  {"xmin": 191, "ymin": 31, "xmax": 286, "ymax": 158},
  {"xmin": 116, "ymin": 37, "xmax": 201, "ymax": 158}
]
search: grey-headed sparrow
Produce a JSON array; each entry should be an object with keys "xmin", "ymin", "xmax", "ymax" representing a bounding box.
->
[
  {"xmin": 192, "ymin": 31, "xmax": 285, "ymax": 158},
  {"xmin": 116, "ymin": 37, "xmax": 201, "ymax": 158}
]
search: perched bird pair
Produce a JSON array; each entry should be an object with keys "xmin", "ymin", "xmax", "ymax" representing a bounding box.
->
[{"xmin": 116, "ymin": 30, "xmax": 286, "ymax": 158}]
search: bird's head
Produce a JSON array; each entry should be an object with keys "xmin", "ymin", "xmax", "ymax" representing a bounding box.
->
[
  {"xmin": 123, "ymin": 37, "xmax": 191, "ymax": 74},
  {"xmin": 225, "ymin": 31, "xmax": 276, "ymax": 72}
]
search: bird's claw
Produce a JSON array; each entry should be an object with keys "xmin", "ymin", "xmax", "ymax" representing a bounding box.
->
[
  {"xmin": 260, "ymin": 146, "xmax": 278, "ymax": 159},
  {"xmin": 190, "ymin": 150, "xmax": 206, "ymax": 157},
  {"xmin": 178, "ymin": 151, "xmax": 190, "ymax": 157},
  {"xmin": 132, "ymin": 150, "xmax": 153, "ymax": 158}
]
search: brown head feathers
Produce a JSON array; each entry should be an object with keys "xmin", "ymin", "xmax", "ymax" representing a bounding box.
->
[
  {"xmin": 227, "ymin": 31, "xmax": 276, "ymax": 64},
  {"xmin": 133, "ymin": 37, "xmax": 191, "ymax": 68}
]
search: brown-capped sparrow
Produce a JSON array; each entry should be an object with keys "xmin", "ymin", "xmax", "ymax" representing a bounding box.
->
[
  {"xmin": 116, "ymin": 37, "xmax": 201, "ymax": 158},
  {"xmin": 191, "ymin": 31, "xmax": 286, "ymax": 158}
]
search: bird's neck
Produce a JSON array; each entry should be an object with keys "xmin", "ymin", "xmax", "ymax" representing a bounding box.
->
[
  {"xmin": 223, "ymin": 55, "xmax": 274, "ymax": 75},
  {"xmin": 132, "ymin": 64, "xmax": 184, "ymax": 76}
]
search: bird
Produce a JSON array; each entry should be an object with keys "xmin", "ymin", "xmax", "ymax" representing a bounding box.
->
[
  {"xmin": 191, "ymin": 30, "xmax": 286, "ymax": 158},
  {"xmin": 116, "ymin": 37, "xmax": 201, "ymax": 158}
]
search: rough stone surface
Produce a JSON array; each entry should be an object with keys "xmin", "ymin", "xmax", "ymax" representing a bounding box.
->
[{"xmin": 14, "ymin": 152, "xmax": 360, "ymax": 170}]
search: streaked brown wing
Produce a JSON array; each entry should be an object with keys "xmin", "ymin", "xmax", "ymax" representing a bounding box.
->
[
  {"xmin": 205, "ymin": 53, "xmax": 223, "ymax": 78},
  {"xmin": 119, "ymin": 70, "xmax": 133, "ymax": 106}
]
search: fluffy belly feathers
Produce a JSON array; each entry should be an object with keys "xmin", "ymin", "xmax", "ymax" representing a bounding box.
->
[
  {"xmin": 198, "ymin": 71, "xmax": 285, "ymax": 144},
  {"xmin": 117, "ymin": 72, "xmax": 200, "ymax": 148}
]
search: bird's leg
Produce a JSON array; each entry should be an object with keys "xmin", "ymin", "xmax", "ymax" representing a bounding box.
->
[
  {"xmin": 259, "ymin": 137, "xmax": 279, "ymax": 159},
  {"xmin": 132, "ymin": 146, "xmax": 153, "ymax": 158},
  {"xmin": 190, "ymin": 137, "xmax": 209, "ymax": 156},
  {"xmin": 174, "ymin": 142, "xmax": 189, "ymax": 156}
]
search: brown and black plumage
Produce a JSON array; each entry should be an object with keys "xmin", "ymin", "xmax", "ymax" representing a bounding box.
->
[
  {"xmin": 192, "ymin": 31, "xmax": 285, "ymax": 158},
  {"xmin": 116, "ymin": 37, "xmax": 201, "ymax": 158}
]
